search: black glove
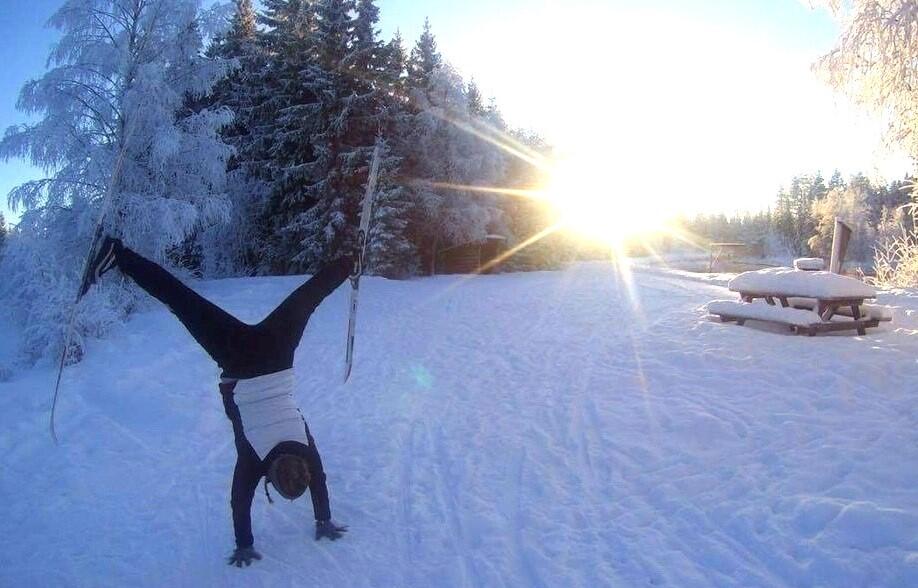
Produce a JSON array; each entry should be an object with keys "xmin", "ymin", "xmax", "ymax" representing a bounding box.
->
[
  {"xmin": 227, "ymin": 546, "xmax": 262, "ymax": 567},
  {"xmin": 315, "ymin": 519, "xmax": 348, "ymax": 541}
]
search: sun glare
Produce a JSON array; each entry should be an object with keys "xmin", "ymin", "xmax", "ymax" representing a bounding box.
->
[{"xmin": 542, "ymin": 154, "xmax": 669, "ymax": 246}]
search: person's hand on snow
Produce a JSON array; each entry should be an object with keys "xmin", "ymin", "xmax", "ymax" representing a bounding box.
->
[
  {"xmin": 227, "ymin": 546, "xmax": 262, "ymax": 567},
  {"xmin": 315, "ymin": 519, "xmax": 348, "ymax": 541}
]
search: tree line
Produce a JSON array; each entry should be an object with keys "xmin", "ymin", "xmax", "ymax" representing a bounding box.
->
[
  {"xmin": 684, "ymin": 170, "xmax": 913, "ymax": 267},
  {"xmin": 0, "ymin": 0, "xmax": 561, "ymax": 362}
]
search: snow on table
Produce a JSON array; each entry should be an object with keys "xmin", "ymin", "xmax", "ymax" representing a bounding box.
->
[
  {"xmin": 706, "ymin": 300, "xmax": 821, "ymax": 326},
  {"xmin": 728, "ymin": 267, "xmax": 876, "ymax": 299},
  {"xmin": 793, "ymin": 257, "xmax": 825, "ymax": 271}
]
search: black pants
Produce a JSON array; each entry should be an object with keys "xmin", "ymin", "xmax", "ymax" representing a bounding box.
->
[{"xmin": 115, "ymin": 246, "xmax": 351, "ymax": 379}]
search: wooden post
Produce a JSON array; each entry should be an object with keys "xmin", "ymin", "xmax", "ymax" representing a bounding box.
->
[{"xmin": 829, "ymin": 218, "xmax": 852, "ymax": 274}]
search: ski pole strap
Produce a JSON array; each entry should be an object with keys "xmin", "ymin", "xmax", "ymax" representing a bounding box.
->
[
  {"xmin": 264, "ymin": 478, "xmax": 274, "ymax": 504},
  {"xmin": 350, "ymin": 253, "xmax": 362, "ymax": 280}
]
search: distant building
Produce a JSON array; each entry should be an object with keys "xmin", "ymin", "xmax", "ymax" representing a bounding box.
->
[{"xmin": 434, "ymin": 235, "xmax": 508, "ymax": 275}]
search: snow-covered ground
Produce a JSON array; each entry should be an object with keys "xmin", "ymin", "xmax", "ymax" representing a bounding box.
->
[{"xmin": 1, "ymin": 262, "xmax": 917, "ymax": 587}]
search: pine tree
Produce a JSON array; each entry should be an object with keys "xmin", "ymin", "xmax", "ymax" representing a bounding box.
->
[
  {"xmin": 774, "ymin": 184, "xmax": 796, "ymax": 255},
  {"xmin": 252, "ymin": 0, "xmax": 327, "ymax": 273},
  {"xmin": 773, "ymin": 173, "xmax": 823, "ymax": 257},
  {"xmin": 287, "ymin": 0, "xmax": 371, "ymax": 271},
  {"xmin": 356, "ymin": 30, "xmax": 418, "ymax": 277},
  {"xmin": 366, "ymin": 140, "xmax": 418, "ymax": 276},
  {"xmin": 789, "ymin": 176, "xmax": 812, "ymax": 256},
  {"xmin": 383, "ymin": 31, "xmax": 408, "ymax": 99},
  {"xmin": 403, "ymin": 63, "xmax": 508, "ymax": 273},
  {"xmin": 199, "ymin": 0, "xmax": 265, "ymax": 275},
  {"xmin": 407, "ymin": 18, "xmax": 441, "ymax": 97},
  {"xmin": 467, "ymin": 79, "xmax": 484, "ymax": 117},
  {"xmin": 499, "ymin": 130, "xmax": 568, "ymax": 270},
  {"xmin": 299, "ymin": 0, "xmax": 357, "ymax": 266},
  {"xmin": 352, "ymin": 0, "xmax": 382, "ymax": 75},
  {"xmin": 866, "ymin": 178, "xmax": 911, "ymax": 230}
]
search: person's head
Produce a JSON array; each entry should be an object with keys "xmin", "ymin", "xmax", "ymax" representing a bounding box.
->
[{"xmin": 267, "ymin": 453, "xmax": 311, "ymax": 500}]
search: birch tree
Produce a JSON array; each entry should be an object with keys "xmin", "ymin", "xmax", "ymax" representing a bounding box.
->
[
  {"xmin": 0, "ymin": 0, "xmax": 233, "ymax": 361},
  {"xmin": 814, "ymin": 0, "xmax": 918, "ymax": 283}
]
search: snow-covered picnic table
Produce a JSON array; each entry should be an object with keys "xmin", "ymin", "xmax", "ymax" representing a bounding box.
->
[{"xmin": 710, "ymin": 267, "xmax": 881, "ymax": 336}]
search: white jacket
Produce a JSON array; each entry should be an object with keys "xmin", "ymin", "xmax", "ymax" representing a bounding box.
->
[{"xmin": 226, "ymin": 369, "xmax": 309, "ymax": 459}]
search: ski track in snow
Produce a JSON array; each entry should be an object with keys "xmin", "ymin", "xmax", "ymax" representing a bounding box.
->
[{"xmin": 1, "ymin": 261, "xmax": 918, "ymax": 587}]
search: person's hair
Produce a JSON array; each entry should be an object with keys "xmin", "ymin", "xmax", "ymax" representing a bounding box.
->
[{"xmin": 267, "ymin": 454, "xmax": 311, "ymax": 500}]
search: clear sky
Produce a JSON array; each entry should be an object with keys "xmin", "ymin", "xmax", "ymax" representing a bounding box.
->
[{"xmin": 0, "ymin": 0, "xmax": 911, "ymax": 226}]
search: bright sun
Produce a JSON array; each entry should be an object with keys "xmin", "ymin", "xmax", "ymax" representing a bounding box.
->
[{"xmin": 541, "ymin": 154, "xmax": 668, "ymax": 246}]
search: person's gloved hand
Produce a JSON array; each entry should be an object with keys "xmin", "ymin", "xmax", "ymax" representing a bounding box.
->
[
  {"xmin": 227, "ymin": 546, "xmax": 262, "ymax": 567},
  {"xmin": 315, "ymin": 519, "xmax": 348, "ymax": 541}
]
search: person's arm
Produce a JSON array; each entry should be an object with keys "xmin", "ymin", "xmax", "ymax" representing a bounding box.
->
[
  {"xmin": 230, "ymin": 455, "xmax": 261, "ymax": 550},
  {"xmin": 303, "ymin": 426, "xmax": 348, "ymax": 541}
]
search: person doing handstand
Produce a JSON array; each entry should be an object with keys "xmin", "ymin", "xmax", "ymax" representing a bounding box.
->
[{"xmin": 83, "ymin": 236, "xmax": 351, "ymax": 567}]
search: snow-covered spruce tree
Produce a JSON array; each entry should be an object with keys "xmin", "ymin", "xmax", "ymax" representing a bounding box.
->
[
  {"xmin": 466, "ymin": 79, "xmax": 484, "ymax": 117},
  {"xmin": 0, "ymin": 0, "xmax": 233, "ymax": 362},
  {"xmin": 403, "ymin": 63, "xmax": 509, "ymax": 274},
  {"xmin": 282, "ymin": 0, "xmax": 395, "ymax": 272},
  {"xmin": 198, "ymin": 0, "xmax": 268, "ymax": 276},
  {"xmin": 828, "ymin": 169, "xmax": 845, "ymax": 191},
  {"xmin": 248, "ymin": 0, "xmax": 328, "ymax": 273},
  {"xmin": 497, "ymin": 130, "xmax": 572, "ymax": 270},
  {"xmin": 359, "ymin": 30, "xmax": 419, "ymax": 277},
  {"xmin": 0, "ymin": 212, "xmax": 6, "ymax": 257},
  {"xmin": 365, "ymin": 140, "xmax": 418, "ymax": 276},
  {"xmin": 865, "ymin": 178, "xmax": 912, "ymax": 229},
  {"xmin": 406, "ymin": 18, "xmax": 440, "ymax": 92},
  {"xmin": 774, "ymin": 174, "xmax": 821, "ymax": 257},
  {"xmin": 396, "ymin": 21, "xmax": 511, "ymax": 273},
  {"xmin": 383, "ymin": 30, "xmax": 409, "ymax": 101}
]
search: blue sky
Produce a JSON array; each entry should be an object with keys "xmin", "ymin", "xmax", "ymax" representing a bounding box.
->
[
  {"xmin": 0, "ymin": 0, "xmax": 906, "ymax": 226},
  {"xmin": 0, "ymin": 0, "xmax": 62, "ymax": 225}
]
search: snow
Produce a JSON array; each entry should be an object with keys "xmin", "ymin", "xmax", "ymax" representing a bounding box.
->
[
  {"xmin": 728, "ymin": 267, "xmax": 877, "ymax": 299},
  {"xmin": 0, "ymin": 312, "xmax": 20, "ymax": 381},
  {"xmin": 2, "ymin": 262, "xmax": 918, "ymax": 587},
  {"xmin": 862, "ymin": 303, "xmax": 894, "ymax": 321},
  {"xmin": 705, "ymin": 300, "xmax": 822, "ymax": 326},
  {"xmin": 785, "ymin": 297, "xmax": 896, "ymax": 322},
  {"xmin": 793, "ymin": 258, "xmax": 825, "ymax": 271}
]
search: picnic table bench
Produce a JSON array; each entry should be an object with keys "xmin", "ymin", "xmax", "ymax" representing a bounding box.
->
[{"xmin": 707, "ymin": 267, "xmax": 882, "ymax": 336}]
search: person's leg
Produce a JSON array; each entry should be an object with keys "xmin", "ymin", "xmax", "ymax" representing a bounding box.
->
[
  {"xmin": 113, "ymin": 242, "xmax": 247, "ymax": 369},
  {"xmin": 257, "ymin": 257, "xmax": 352, "ymax": 358}
]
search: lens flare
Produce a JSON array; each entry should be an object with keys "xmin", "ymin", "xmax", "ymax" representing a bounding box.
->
[{"xmin": 541, "ymin": 154, "xmax": 669, "ymax": 247}]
